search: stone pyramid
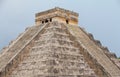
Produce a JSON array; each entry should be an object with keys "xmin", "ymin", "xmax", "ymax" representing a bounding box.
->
[{"xmin": 0, "ymin": 7, "xmax": 120, "ymax": 77}]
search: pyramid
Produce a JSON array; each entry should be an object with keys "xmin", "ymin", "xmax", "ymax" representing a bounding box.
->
[{"xmin": 0, "ymin": 7, "xmax": 120, "ymax": 77}]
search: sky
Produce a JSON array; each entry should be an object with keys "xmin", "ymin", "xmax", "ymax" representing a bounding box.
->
[{"xmin": 0, "ymin": 0, "xmax": 120, "ymax": 57}]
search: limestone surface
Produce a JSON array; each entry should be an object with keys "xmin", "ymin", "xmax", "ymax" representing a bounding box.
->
[{"xmin": 0, "ymin": 7, "xmax": 120, "ymax": 77}]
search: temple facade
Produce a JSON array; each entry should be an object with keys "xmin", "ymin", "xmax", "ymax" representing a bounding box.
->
[{"xmin": 35, "ymin": 7, "xmax": 78, "ymax": 25}]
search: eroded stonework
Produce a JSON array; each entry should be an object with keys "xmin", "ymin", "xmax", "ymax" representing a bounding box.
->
[
  {"xmin": 8, "ymin": 22, "xmax": 97, "ymax": 77},
  {"xmin": 35, "ymin": 7, "xmax": 79, "ymax": 26},
  {"xmin": 0, "ymin": 7, "xmax": 120, "ymax": 77}
]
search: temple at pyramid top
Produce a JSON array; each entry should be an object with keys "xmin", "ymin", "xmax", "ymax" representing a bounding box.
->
[
  {"xmin": 35, "ymin": 7, "xmax": 79, "ymax": 25},
  {"xmin": 0, "ymin": 7, "xmax": 120, "ymax": 77}
]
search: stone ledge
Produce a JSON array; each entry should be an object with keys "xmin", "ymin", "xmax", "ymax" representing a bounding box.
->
[{"xmin": 36, "ymin": 7, "xmax": 79, "ymax": 17}]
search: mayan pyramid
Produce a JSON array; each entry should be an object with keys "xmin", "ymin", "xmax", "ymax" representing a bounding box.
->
[{"xmin": 0, "ymin": 7, "xmax": 120, "ymax": 77}]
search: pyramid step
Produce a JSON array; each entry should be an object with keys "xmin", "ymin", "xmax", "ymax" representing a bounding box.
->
[
  {"xmin": 35, "ymin": 38, "xmax": 73, "ymax": 43},
  {"xmin": 10, "ymin": 69, "xmax": 96, "ymax": 77},
  {"xmin": 45, "ymin": 27, "xmax": 67, "ymax": 34},
  {"xmin": 34, "ymin": 40, "xmax": 74, "ymax": 47},
  {"xmin": 10, "ymin": 75, "xmax": 97, "ymax": 77},
  {"xmin": 45, "ymin": 24, "xmax": 62, "ymax": 29},
  {"xmin": 38, "ymin": 32, "xmax": 70, "ymax": 41},
  {"xmin": 11, "ymin": 59, "xmax": 96, "ymax": 76},
  {"xmin": 28, "ymin": 52, "xmax": 83, "ymax": 59},
  {"xmin": 0, "ymin": 23, "xmax": 48, "ymax": 77},
  {"xmin": 111, "ymin": 58, "xmax": 120, "ymax": 68},
  {"xmin": 31, "ymin": 45, "xmax": 79, "ymax": 53},
  {"xmin": 20, "ymin": 58, "xmax": 85, "ymax": 66},
  {"xmin": 67, "ymin": 24, "xmax": 120, "ymax": 77},
  {"xmin": 35, "ymin": 38, "xmax": 73, "ymax": 47},
  {"xmin": 7, "ymin": 21, "xmax": 97, "ymax": 77},
  {"xmin": 0, "ymin": 26, "xmax": 39, "ymax": 69},
  {"xmin": 40, "ymin": 32, "xmax": 69, "ymax": 37}
]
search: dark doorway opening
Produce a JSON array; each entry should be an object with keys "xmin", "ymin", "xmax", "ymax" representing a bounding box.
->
[
  {"xmin": 42, "ymin": 21, "xmax": 44, "ymax": 24},
  {"xmin": 45, "ymin": 19, "xmax": 48, "ymax": 23},
  {"xmin": 50, "ymin": 18, "xmax": 52, "ymax": 22},
  {"xmin": 66, "ymin": 20, "xmax": 69, "ymax": 24}
]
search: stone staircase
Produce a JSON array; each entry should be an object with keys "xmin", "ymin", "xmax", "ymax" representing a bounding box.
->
[
  {"xmin": 9, "ymin": 21, "xmax": 98, "ymax": 77},
  {"xmin": 1, "ymin": 21, "xmax": 119, "ymax": 77},
  {"xmin": 0, "ymin": 26, "xmax": 38, "ymax": 68},
  {"xmin": 111, "ymin": 58, "xmax": 120, "ymax": 69},
  {"xmin": 0, "ymin": 23, "xmax": 47, "ymax": 77},
  {"xmin": 66, "ymin": 25, "xmax": 120, "ymax": 77}
]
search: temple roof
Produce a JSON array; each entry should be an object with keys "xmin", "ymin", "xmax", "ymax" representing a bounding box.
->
[{"xmin": 36, "ymin": 7, "xmax": 79, "ymax": 17}]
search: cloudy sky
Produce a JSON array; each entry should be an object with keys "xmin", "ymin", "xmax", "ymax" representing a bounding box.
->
[{"xmin": 0, "ymin": 0, "xmax": 120, "ymax": 57}]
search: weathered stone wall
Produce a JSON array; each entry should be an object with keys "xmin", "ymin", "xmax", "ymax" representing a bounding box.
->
[
  {"xmin": 8, "ymin": 22, "xmax": 97, "ymax": 77},
  {"xmin": 0, "ymin": 23, "xmax": 47, "ymax": 77},
  {"xmin": 1, "ymin": 7, "xmax": 120, "ymax": 77},
  {"xmin": 111, "ymin": 58, "xmax": 120, "ymax": 69},
  {"xmin": 66, "ymin": 24, "xmax": 120, "ymax": 77},
  {"xmin": 0, "ymin": 40, "xmax": 34, "ymax": 77},
  {"xmin": 81, "ymin": 27, "xmax": 119, "ymax": 70},
  {"xmin": 36, "ymin": 7, "xmax": 79, "ymax": 17},
  {"xmin": 65, "ymin": 24, "xmax": 109, "ymax": 77},
  {"xmin": 82, "ymin": 30, "xmax": 117, "ymax": 59},
  {"xmin": 35, "ymin": 7, "xmax": 78, "ymax": 26},
  {"xmin": 1, "ymin": 21, "xmax": 120, "ymax": 77}
]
